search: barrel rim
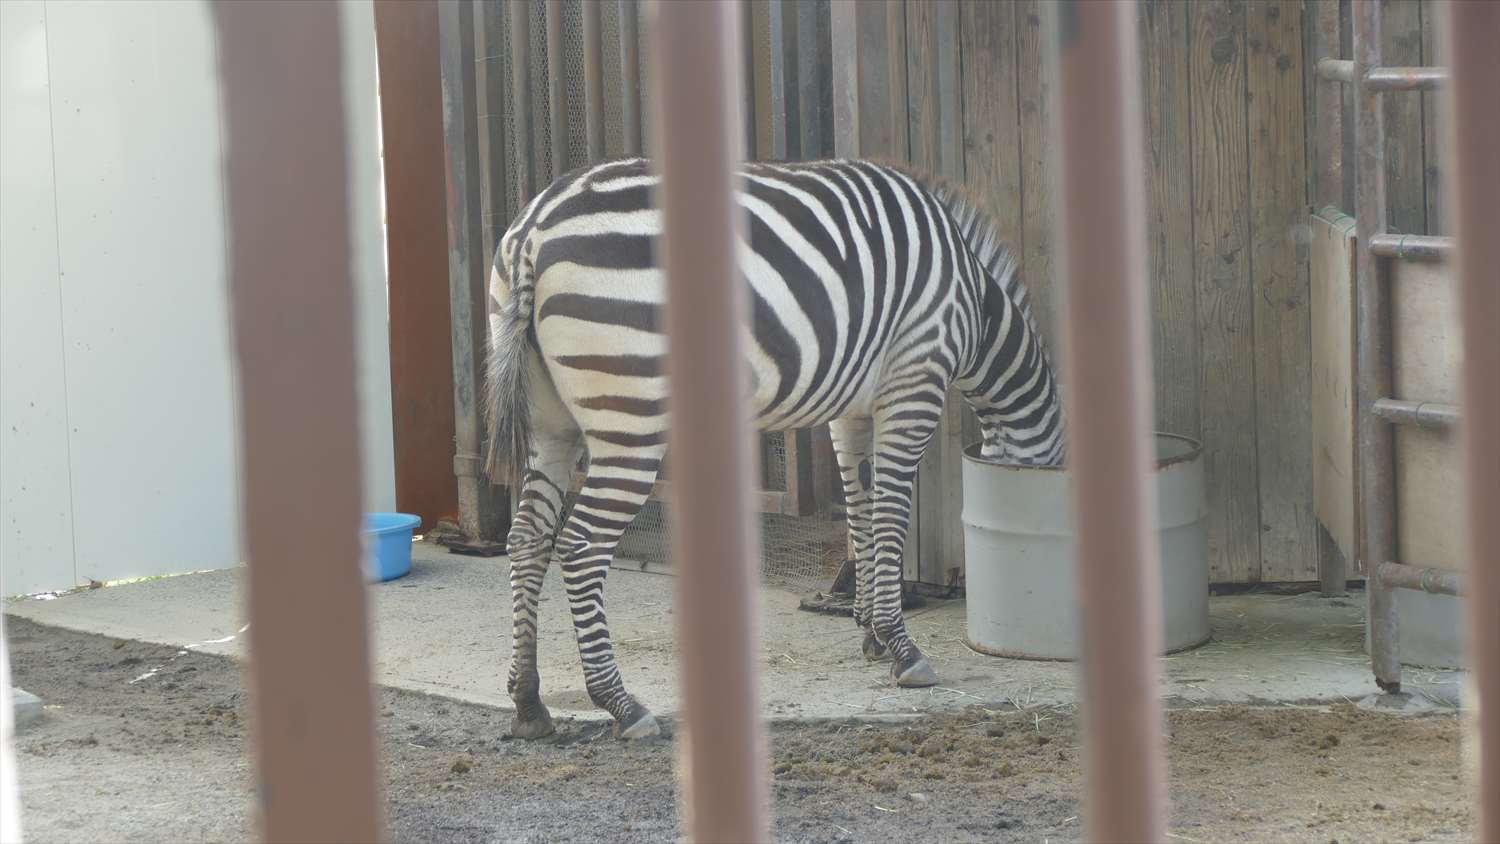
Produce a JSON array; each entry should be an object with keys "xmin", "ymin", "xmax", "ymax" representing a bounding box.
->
[{"xmin": 961, "ymin": 432, "xmax": 1204, "ymax": 472}]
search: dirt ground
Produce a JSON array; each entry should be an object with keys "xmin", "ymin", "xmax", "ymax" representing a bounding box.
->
[{"xmin": 6, "ymin": 616, "xmax": 1474, "ymax": 843}]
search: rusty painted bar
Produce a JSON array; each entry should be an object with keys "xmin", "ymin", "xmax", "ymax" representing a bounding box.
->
[
  {"xmin": 1369, "ymin": 232, "xmax": 1453, "ymax": 262},
  {"xmin": 581, "ymin": 0, "xmax": 605, "ymax": 161},
  {"xmin": 213, "ymin": 3, "xmax": 384, "ymax": 841},
  {"xmin": 1051, "ymin": 2, "xmax": 1166, "ymax": 840},
  {"xmin": 1376, "ymin": 561, "xmax": 1463, "ymax": 597},
  {"xmin": 647, "ymin": 1, "xmax": 769, "ymax": 841},
  {"xmin": 1372, "ymin": 398, "xmax": 1459, "ymax": 430},
  {"xmin": 545, "ymin": 0, "xmax": 568, "ymax": 177},
  {"xmin": 1365, "ymin": 65, "xmax": 1448, "ymax": 91},
  {"xmin": 1353, "ymin": 0, "xmax": 1401, "ymax": 694},
  {"xmin": 1443, "ymin": 0, "xmax": 1500, "ymax": 837},
  {"xmin": 618, "ymin": 0, "xmax": 642, "ymax": 155},
  {"xmin": 510, "ymin": 0, "xmax": 535, "ymax": 201}
]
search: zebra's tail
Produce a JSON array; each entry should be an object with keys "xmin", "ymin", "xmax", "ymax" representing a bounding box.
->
[{"xmin": 483, "ymin": 256, "xmax": 535, "ymax": 485}]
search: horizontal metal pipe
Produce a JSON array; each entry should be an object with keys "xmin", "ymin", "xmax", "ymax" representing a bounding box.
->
[
  {"xmin": 1370, "ymin": 232, "xmax": 1453, "ymax": 262},
  {"xmin": 1376, "ymin": 561, "xmax": 1464, "ymax": 597},
  {"xmin": 1317, "ymin": 58, "xmax": 1449, "ymax": 91},
  {"xmin": 1372, "ymin": 398, "xmax": 1460, "ymax": 430},
  {"xmin": 1317, "ymin": 58, "xmax": 1354, "ymax": 82},
  {"xmin": 1366, "ymin": 65, "xmax": 1449, "ymax": 91}
]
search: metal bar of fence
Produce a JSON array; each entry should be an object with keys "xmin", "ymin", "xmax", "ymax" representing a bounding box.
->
[
  {"xmin": 545, "ymin": 0, "xmax": 568, "ymax": 177},
  {"xmin": 1375, "ymin": 562, "xmax": 1463, "ymax": 597},
  {"xmin": 212, "ymin": 2, "xmax": 384, "ymax": 840},
  {"xmin": 510, "ymin": 0, "xmax": 536, "ymax": 201},
  {"xmin": 581, "ymin": 0, "xmax": 605, "ymax": 162},
  {"xmin": 439, "ymin": 0, "xmax": 507, "ymax": 553},
  {"xmin": 1443, "ymin": 1, "xmax": 1500, "ymax": 838},
  {"xmin": 619, "ymin": 0, "xmax": 642, "ymax": 156},
  {"xmin": 1369, "ymin": 232, "xmax": 1453, "ymax": 262},
  {"xmin": 1371, "ymin": 398, "xmax": 1459, "ymax": 430},
  {"xmin": 1317, "ymin": 58, "xmax": 1448, "ymax": 91},
  {"xmin": 1365, "ymin": 66, "xmax": 1449, "ymax": 91},
  {"xmin": 1353, "ymin": 0, "xmax": 1402, "ymax": 694},
  {"xmin": 648, "ymin": 1, "xmax": 769, "ymax": 841},
  {"xmin": 1050, "ymin": 2, "xmax": 1166, "ymax": 841}
]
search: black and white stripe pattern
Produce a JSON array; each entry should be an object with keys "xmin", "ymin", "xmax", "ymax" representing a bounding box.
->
[{"xmin": 486, "ymin": 157, "xmax": 1065, "ymax": 739}]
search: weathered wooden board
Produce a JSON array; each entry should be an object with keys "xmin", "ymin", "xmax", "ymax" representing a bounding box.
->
[
  {"xmin": 1190, "ymin": 0, "xmax": 1261, "ymax": 583},
  {"xmin": 1248, "ymin": 0, "xmax": 1316, "ymax": 582},
  {"xmin": 1310, "ymin": 211, "xmax": 1358, "ymax": 565},
  {"xmin": 1141, "ymin": 0, "xmax": 1199, "ymax": 442},
  {"xmin": 1016, "ymin": 0, "xmax": 1058, "ymax": 351},
  {"xmin": 1395, "ymin": 426, "xmax": 1463, "ymax": 573},
  {"xmin": 1391, "ymin": 259, "xmax": 1460, "ymax": 405}
]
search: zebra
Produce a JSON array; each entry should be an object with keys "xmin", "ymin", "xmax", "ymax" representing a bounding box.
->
[{"xmin": 485, "ymin": 157, "xmax": 1066, "ymax": 740}]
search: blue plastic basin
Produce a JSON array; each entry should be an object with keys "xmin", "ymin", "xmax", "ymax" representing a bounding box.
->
[{"xmin": 363, "ymin": 512, "xmax": 421, "ymax": 582}]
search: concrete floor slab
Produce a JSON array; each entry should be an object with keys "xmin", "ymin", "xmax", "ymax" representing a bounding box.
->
[{"xmin": 3, "ymin": 543, "xmax": 1464, "ymax": 722}]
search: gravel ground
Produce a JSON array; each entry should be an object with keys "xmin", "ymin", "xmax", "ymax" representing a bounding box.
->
[{"xmin": 6, "ymin": 615, "xmax": 1475, "ymax": 843}]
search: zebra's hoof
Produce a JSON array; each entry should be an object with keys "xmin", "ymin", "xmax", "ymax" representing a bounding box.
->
[
  {"xmin": 508, "ymin": 709, "xmax": 557, "ymax": 740},
  {"xmin": 894, "ymin": 657, "xmax": 939, "ymax": 688},
  {"xmin": 862, "ymin": 632, "xmax": 891, "ymax": 662},
  {"xmin": 617, "ymin": 711, "xmax": 661, "ymax": 741}
]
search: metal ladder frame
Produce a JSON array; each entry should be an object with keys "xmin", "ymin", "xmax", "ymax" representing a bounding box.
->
[{"xmin": 1315, "ymin": 0, "xmax": 1460, "ymax": 694}]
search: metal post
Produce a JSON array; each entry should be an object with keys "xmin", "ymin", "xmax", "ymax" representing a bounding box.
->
[
  {"xmin": 439, "ymin": 0, "xmax": 506, "ymax": 554},
  {"xmin": 1353, "ymin": 0, "xmax": 1401, "ymax": 693},
  {"xmin": 1443, "ymin": 0, "xmax": 1500, "ymax": 836},
  {"xmin": 618, "ymin": 0, "xmax": 642, "ymax": 156},
  {"xmin": 510, "ymin": 0, "xmax": 536, "ymax": 199},
  {"xmin": 581, "ymin": 0, "xmax": 605, "ymax": 162},
  {"xmin": 1051, "ymin": 2, "xmax": 1166, "ymax": 841},
  {"xmin": 213, "ymin": 3, "xmax": 383, "ymax": 840},
  {"xmin": 648, "ymin": 1, "xmax": 769, "ymax": 841},
  {"xmin": 545, "ymin": 0, "xmax": 568, "ymax": 177},
  {"xmin": 1312, "ymin": 0, "xmax": 1348, "ymax": 598}
]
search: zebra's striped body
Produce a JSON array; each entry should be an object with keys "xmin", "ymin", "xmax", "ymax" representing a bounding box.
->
[{"xmin": 486, "ymin": 157, "xmax": 1064, "ymax": 739}]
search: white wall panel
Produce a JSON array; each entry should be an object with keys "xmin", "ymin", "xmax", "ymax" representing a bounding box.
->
[
  {"xmin": 0, "ymin": 0, "xmax": 78, "ymax": 596},
  {"xmin": 42, "ymin": 0, "xmax": 240, "ymax": 584}
]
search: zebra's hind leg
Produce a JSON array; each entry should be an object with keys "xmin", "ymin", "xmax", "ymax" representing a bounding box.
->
[
  {"xmin": 557, "ymin": 444, "xmax": 665, "ymax": 739},
  {"xmin": 870, "ymin": 414, "xmax": 941, "ymax": 688},
  {"xmin": 829, "ymin": 417, "xmax": 885, "ymax": 662},
  {"xmin": 505, "ymin": 434, "xmax": 582, "ymax": 740}
]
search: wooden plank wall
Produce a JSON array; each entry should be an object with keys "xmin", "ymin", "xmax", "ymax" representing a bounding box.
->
[{"xmin": 896, "ymin": 0, "xmax": 1445, "ymax": 585}]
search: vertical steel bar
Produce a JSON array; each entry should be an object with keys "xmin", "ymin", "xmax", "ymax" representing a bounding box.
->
[
  {"xmin": 768, "ymin": 0, "xmax": 793, "ymax": 158},
  {"xmin": 1050, "ymin": 2, "xmax": 1166, "ymax": 840},
  {"xmin": 1313, "ymin": 0, "xmax": 1349, "ymax": 597},
  {"xmin": 1443, "ymin": 0, "xmax": 1500, "ymax": 836},
  {"xmin": 510, "ymin": 0, "xmax": 536, "ymax": 201},
  {"xmin": 440, "ymin": 0, "xmax": 507, "ymax": 551},
  {"xmin": 1353, "ymin": 0, "xmax": 1401, "ymax": 693},
  {"xmin": 618, "ymin": 0, "xmax": 642, "ymax": 155},
  {"xmin": 213, "ymin": 3, "xmax": 384, "ymax": 840},
  {"xmin": 795, "ymin": 0, "xmax": 823, "ymax": 158},
  {"xmin": 828, "ymin": 0, "xmax": 858, "ymax": 158},
  {"xmin": 545, "ymin": 0, "xmax": 568, "ymax": 177},
  {"xmin": 648, "ymin": 1, "xmax": 769, "ymax": 840},
  {"xmin": 581, "ymin": 0, "xmax": 605, "ymax": 162}
]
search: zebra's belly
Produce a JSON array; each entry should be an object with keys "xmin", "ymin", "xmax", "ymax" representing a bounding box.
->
[{"xmin": 532, "ymin": 264, "xmax": 880, "ymax": 443}]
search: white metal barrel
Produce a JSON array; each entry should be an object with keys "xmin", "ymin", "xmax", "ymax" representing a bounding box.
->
[{"xmin": 961, "ymin": 434, "xmax": 1211, "ymax": 660}]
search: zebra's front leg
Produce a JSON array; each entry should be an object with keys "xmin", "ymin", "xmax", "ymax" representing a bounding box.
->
[
  {"xmin": 505, "ymin": 438, "xmax": 580, "ymax": 739},
  {"xmin": 870, "ymin": 417, "xmax": 940, "ymax": 688},
  {"xmin": 829, "ymin": 418, "xmax": 885, "ymax": 662},
  {"xmin": 556, "ymin": 446, "xmax": 664, "ymax": 739}
]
